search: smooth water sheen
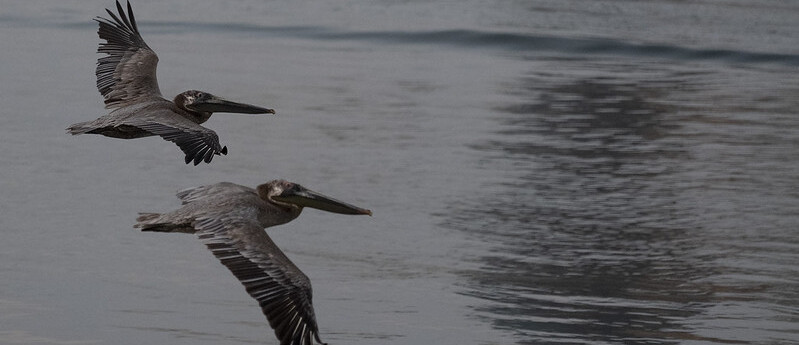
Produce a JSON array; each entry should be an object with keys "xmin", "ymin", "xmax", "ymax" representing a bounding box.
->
[{"xmin": 0, "ymin": 1, "xmax": 797, "ymax": 344}]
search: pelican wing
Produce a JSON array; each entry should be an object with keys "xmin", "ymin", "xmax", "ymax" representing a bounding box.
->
[
  {"xmin": 95, "ymin": 1, "xmax": 161, "ymax": 109},
  {"xmin": 194, "ymin": 213, "xmax": 324, "ymax": 345},
  {"xmin": 128, "ymin": 112, "xmax": 228, "ymax": 165},
  {"xmin": 176, "ymin": 182, "xmax": 255, "ymax": 205}
]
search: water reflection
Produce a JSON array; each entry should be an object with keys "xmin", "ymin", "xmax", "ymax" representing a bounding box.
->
[{"xmin": 444, "ymin": 68, "xmax": 765, "ymax": 344}]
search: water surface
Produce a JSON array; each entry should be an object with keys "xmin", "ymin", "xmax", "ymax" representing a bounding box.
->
[{"xmin": 0, "ymin": 1, "xmax": 797, "ymax": 344}]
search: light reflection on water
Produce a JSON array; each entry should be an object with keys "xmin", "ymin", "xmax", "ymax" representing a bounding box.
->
[{"xmin": 444, "ymin": 61, "xmax": 799, "ymax": 344}]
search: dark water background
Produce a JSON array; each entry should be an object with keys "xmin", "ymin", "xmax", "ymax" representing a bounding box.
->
[{"xmin": 1, "ymin": 1, "xmax": 797, "ymax": 344}]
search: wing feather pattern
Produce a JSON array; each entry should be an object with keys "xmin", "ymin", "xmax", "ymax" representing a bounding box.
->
[
  {"xmin": 176, "ymin": 183, "xmax": 255, "ymax": 205},
  {"xmin": 127, "ymin": 112, "xmax": 228, "ymax": 165},
  {"xmin": 96, "ymin": 1, "xmax": 161, "ymax": 108},
  {"xmin": 193, "ymin": 214, "xmax": 325, "ymax": 345}
]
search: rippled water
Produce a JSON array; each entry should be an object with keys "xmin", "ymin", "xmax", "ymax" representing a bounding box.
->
[
  {"xmin": 1, "ymin": 1, "xmax": 798, "ymax": 344},
  {"xmin": 445, "ymin": 61, "xmax": 799, "ymax": 344}
]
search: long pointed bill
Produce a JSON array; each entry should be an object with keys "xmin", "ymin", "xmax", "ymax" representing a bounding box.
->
[
  {"xmin": 273, "ymin": 186, "xmax": 372, "ymax": 216},
  {"xmin": 189, "ymin": 96, "xmax": 275, "ymax": 114}
]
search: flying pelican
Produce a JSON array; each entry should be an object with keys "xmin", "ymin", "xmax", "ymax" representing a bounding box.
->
[
  {"xmin": 67, "ymin": 1, "xmax": 274, "ymax": 165},
  {"xmin": 135, "ymin": 180, "xmax": 372, "ymax": 345}
]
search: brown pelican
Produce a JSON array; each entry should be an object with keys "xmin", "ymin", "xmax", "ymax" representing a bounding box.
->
[
  {"xmin": 134, "ymin": 180, "xmax": 372, "ymax": 345},
  {"xmin": 67, "ymin": 1, "xmax": 274, "ymax": 165}
]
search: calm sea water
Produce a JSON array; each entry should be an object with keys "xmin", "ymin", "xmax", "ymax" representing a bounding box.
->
[{"xmin": 1, "ymin": 1, "xmax": 797, "ymax": 344}]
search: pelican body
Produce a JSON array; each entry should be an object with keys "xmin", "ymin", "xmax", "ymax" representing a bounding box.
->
[
  {"xmin": 68, "ymin": 1, "xmax": 274, "ymax": 165},
  {"xmin": 135, "ymin": 180, "xmax": 371, "ymax": 345}
]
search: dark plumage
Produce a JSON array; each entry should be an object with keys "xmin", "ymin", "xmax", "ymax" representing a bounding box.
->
[
  {"xmin": 135, "ymin": 180, "xmax": 372, "ymax": 345},
  {"xmin": 67, "ymin": 1, "xmax": 274, "ymax": 165}
]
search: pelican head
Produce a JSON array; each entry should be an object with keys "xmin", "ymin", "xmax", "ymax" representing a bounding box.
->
[
  {"xmin": 259, "ymin": 180, "xmax": 372, "ymax": 216},
  {"xmin": 176, "ymin": 90, "xmax": 275, "ymax": 116}
]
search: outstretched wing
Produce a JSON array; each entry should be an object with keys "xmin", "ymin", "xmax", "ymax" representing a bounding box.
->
[
  {"xmin": 194, "ymin": 213, "xmax": 325, "ymax": 345},
  {"xmin": 126, "ymin": 109, "xmax": 228, "ymax": 165},
  {"xmin": 95, "ymin": 1, "xmax": 161, "ymax": 109}
]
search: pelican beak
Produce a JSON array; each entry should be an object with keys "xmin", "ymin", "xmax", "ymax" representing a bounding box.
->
[
  {"xmin": 188, "ymin": 95, "xmax": 275, "ymax": 114},
  {"xmin": 273, "ymin": 184, "xmax": 372, "ymax": 216}
]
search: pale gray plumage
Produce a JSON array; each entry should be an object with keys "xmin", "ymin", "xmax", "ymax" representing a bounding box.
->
[
  {"xmin": 135, "ymin": 180, "xmax": 372, "ymax": 345},
  {"xmin": 68, "ymin": 1, "xmax": 274, "ymax": 165}
]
